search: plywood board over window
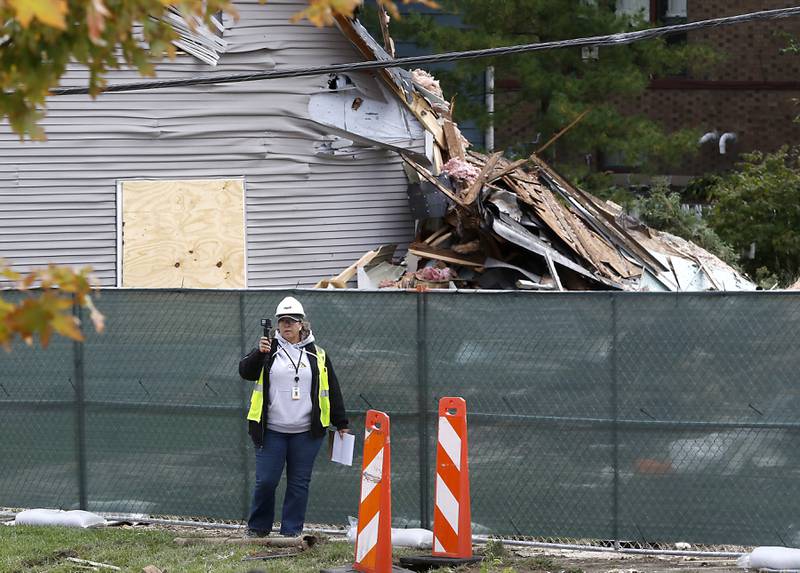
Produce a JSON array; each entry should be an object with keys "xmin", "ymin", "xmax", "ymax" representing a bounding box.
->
[{"xmin": 118, "ymin": 178, "xmax": 246, "ymax": 288}]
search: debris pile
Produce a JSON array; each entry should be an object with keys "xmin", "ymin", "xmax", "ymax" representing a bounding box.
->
[
  {"xmin": 319, "ymin": 142, "xmax": 753, "ymax": 291},
  {"xmin": 317, "ymin": 14, "xmax": 755, "ymax": 292}
]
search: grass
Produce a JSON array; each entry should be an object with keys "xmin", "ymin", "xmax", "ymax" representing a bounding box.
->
[
  {"xmin": 0, "ymin": 526, "xmax": 360, "ymax": 573},
  {"xmin": 0, "ymin": 526, "xmax": 583, "ymax": 573}
]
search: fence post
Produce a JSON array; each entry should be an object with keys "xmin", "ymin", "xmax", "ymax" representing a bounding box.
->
[
  {"xmin": 417, "ymin": 291, "xmax": 430, "ymax": 530},
  {"xmin": 72, "ymin": 299, "xmax": 88, "ymax": 511},
  {"xmin": 238, "ymin": 292, "xmax": 250, "ymax": 520},
  {"xmin": 610, "ymin": 293, "xmax": 619, "ymax": 549}
]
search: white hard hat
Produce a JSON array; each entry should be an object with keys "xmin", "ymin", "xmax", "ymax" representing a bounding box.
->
[{"xmin": 275, "ymin": 296, "xmax": 305, "ymax": 318}]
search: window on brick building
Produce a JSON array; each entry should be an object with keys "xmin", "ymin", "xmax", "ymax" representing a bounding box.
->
[
  {"xmin": 615, "ymin": 0, "xmax": 650, "ymax": 19},
  {"xmin": 614, "ymin": 0, "xmax": 687, "ymax": 24},
  {"xmin": 615, "ymin": 0, "xmax": 689, "ymax": 74},
  {"xmin": 663, "ymin": 0, "xmax": 687, "ymax": 21}
]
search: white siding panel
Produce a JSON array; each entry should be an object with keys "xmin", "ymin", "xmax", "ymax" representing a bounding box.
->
[{"xmin": 0, "ymin": 0, "xmax": 419, "ymax": 288}]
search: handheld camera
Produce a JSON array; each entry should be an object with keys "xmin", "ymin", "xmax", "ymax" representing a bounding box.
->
[{"xmin": 260, "ymin": 318, "xmax": 272, "ymax": 338}]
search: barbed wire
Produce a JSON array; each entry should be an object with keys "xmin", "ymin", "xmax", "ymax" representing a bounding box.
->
[{"xmin": 49, "ymin": 6, "xmax": 800, "ymax": 96}]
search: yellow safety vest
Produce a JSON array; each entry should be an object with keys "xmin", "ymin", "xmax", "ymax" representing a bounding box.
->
[{"xmin": 247, "ymin": 346, "xmax": 330, "ymax": 428}]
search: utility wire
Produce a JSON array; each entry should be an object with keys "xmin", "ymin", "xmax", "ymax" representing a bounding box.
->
[{"xmin": 49, "ymin": 6, "xmax": 800, "ymax": 96}]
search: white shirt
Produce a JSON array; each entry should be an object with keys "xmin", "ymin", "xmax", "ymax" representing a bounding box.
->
[{"xmin": 267, "ymin": 331, "xmax": 315, "ymax": 433}]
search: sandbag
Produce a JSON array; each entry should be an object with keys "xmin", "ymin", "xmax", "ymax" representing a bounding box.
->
[
  {"xmin": 738, "ymin": 546, "xmax": 800, "ymax": 571},
  {"xmin": 13, "ymin": 509, "xmax": 107, "ymax": 529},
  {"xmin": 346, "ymin": 516, "xmax": 433, "ymax": 549}
]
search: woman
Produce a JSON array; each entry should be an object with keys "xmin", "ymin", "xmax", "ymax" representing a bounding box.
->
[{"xmin": 239, "ymin": 296, "xmax": 349, "ymax": 537}]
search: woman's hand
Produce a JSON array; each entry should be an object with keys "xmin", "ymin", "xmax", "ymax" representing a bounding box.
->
[
  {"xmin": 258, "ymin": 336, "xmax": 271, "ymax": 354},
  {"xmin": 338, "ymin": 428, "xmax": 351, "ymax": 438}
]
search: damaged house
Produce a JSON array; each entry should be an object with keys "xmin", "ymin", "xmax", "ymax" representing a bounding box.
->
[
  {"xmin": 0, "ymin": 1, "xmax": 753, "ymax": 292},
  {"xmin": 0, "ymin": 1, "xmax": 428, "ymax": 289}
]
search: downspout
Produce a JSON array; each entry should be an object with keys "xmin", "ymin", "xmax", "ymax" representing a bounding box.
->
[{"xmin": 485, "ymin": 66, "xmax": 495, "ymax": 152}]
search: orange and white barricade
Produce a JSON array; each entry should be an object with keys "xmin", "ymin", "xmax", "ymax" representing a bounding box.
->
[
  {"xmin": 400, "ymin": 397, "xmax": 479, "ymax": 570},
  {"xmin": 323, "ymin": 410, "xmax": 413, "ymax": 573},
  {"xmin": 353, "ymin": 410, "xmax": 393, "ymax": 573},
  {"xmin": 432, "ymin": 397, "xmax": 472, "ymax": 558}
]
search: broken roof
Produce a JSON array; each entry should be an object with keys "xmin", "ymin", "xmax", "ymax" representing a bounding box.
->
[{"xmin": 324, "ymin": 12, "xmax": 754, "ymax": 292}]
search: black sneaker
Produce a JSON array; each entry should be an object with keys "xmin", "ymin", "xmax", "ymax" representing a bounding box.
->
[{"xmin": 245, "ymin": 529, "xmax": 269, "ymax": 538}]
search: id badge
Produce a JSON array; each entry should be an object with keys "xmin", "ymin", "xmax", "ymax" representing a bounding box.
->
[{"xmin": 291, "ymin": 386, "xmax": 301, "ymax": 400}]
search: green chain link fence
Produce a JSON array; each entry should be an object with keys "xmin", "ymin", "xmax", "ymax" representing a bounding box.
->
[{"xmin": 2, "ymin": 289, "xmax": 800, "ymax": 547}]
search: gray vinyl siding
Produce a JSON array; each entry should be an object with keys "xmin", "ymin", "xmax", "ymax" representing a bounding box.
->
[{"xmin": 0, "ymin": 0, "xmax": 418, "ymax": 287}]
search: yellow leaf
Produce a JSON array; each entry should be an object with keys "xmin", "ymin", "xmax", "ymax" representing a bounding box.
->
[
  {"xmin": 10, "ymin": 0, "xmax": 67, "ymax": 29},
  {"xmin": 0, "ymin": 268, "xmax": 22, "ymax": 281},
  {"xmin": 51, "ymin": 313, "xmax": 83, "ymax": 342},
  {"xmin": 291, "ymin": 0, "xmax": 360, "ymax": 26}
]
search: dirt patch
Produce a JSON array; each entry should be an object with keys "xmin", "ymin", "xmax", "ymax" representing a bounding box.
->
[
  {"xmin": 477, "ymin": 546, "xmax": 743, "ymax": 573},
  {"xmin": 20, "ymin": 548, "xmax": 79, "ymax": 570},
  {"xmin": 109, "ymin": 521, "xmax": 241, "ymax": 536}
]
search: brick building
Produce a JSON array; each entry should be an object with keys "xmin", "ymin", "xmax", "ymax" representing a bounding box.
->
[{"xmin": 498, "ymin": 1, "xmax": 800, "ymax": 183}]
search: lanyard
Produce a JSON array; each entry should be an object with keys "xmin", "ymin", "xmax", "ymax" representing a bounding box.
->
[{"xmin": 279, "ymin": 344, "xmax": 304, "ymax": 385}]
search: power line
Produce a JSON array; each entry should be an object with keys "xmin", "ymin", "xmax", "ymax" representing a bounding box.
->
[{"xmin": 49, "ymin": 6, "xmax": 800, "ymax": 96}]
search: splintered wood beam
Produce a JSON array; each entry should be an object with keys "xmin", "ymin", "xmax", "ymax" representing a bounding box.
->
[
  {"xmin": 443, "ymin": 120, "xmax": 465, "ymax": 160},
  {"xmin": 529, "ymin": 154, "xmax": 667, "ymax": 273},
  {"xmin": 488, "ymin": 156, "xmax": 531, "ymax": 184},
  {"xmin": 544, "ymin": 250, "xmax": 564, "ymax": 292},
  {"xmin": 334, "ymin": 250, "xmax": 379, "ymax": 283},
  {"xmin": 485, "ymin": 110, "xmax": 591, "ymax": 185},
  {"xmin": 462, "ymin": 151, "xmax": 503, "ymax": 205},
  {"xmin": 313, "ymin": 250, "xmax": 379, "ymax": 289},
  {"xmin": 378, "ymin": 6, "xmax": 395, "ymax": 58},
  {"xmin": 408, "ymin": 242, "xmax": 483, "ymax": 267},
  {"xmin": 429, "ymin": 231, "xmax": 453, "ymax": 247},
  {"xmin": 424, "ymin": 226, "xmax": 451, "ymax": 245},
  {"xmin": 535, "ymin": 108, "xmax": 591, "ymax": 155}
]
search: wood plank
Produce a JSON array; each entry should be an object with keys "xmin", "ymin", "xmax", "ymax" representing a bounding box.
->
[
  {"xmin": 432, "ymin": 139, "xmax": 444, "ymax": 175},
  {"xmin": 121, "ymin": 179, "xmax": 245, "ymax": 288},
  {"xmin": 429, "ymin": 231, "xmax": 453, "ymax": 247},
  {"xmin": 423, "ymin": 226, "xmax": 451, "ymax": 245},
  {"xmin": 488, "ymin": 156, "xmax": 531, "ymax": 184},
  {"xmin": 529, "ymin": 154, "xmax": 668, "ymax": 272},
  {"xmin": 410, "ymin": 92, "xmax": 446, "ymax": 148},
  {"xmin": 537, "ymin": 186, "xmax": 593, "ymax": 263},
  {"xmin": 408, "ymin": 242, "xmax": 484, "ymax": 267},
  {"xmin": 377, "ymin": 6, "xmax": 395, "ymax": 57},
  {"xmin": 332, "ymin": 249, "xmax": 379, "ymax": 284},
  {"xmin": 443, "ymin": 120, "xmax": 465, "ymax": 160},
  {"xmin": 544, "ymin": 250, "xmax": 564, "ymax": 291},
  {"xmin": 314, "ymin": 244, "xmax": 397, "ymax": 289},
  {"xmin": 539, "ymin": 186, "xmax": 638, "ymax": 280},
  {"xmin": 502, "ymin": 176, "xmax": 541, "ymax": 207},
  {"xmin": 462, "ymin": 151, "xmax": 503, "ymax": 205}
]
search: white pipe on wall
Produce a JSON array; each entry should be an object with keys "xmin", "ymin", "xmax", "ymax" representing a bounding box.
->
[
  {"xmin": 719, "ymin": 132, "xmax": 737, "ymax": 155},
  {"xmin": 698, "ymin": 131, "xmax": 718, "ymax": 145}
]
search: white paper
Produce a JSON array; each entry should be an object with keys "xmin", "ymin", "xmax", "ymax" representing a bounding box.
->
[{"xmin": 331, "ymin": 432, "xmax": 355, "ymax": 466}]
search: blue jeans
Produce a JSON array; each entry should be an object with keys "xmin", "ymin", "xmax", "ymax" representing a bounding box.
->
[{"xmin": 248, "ymin": 429, "xmax": 324, "ymax": 536}]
